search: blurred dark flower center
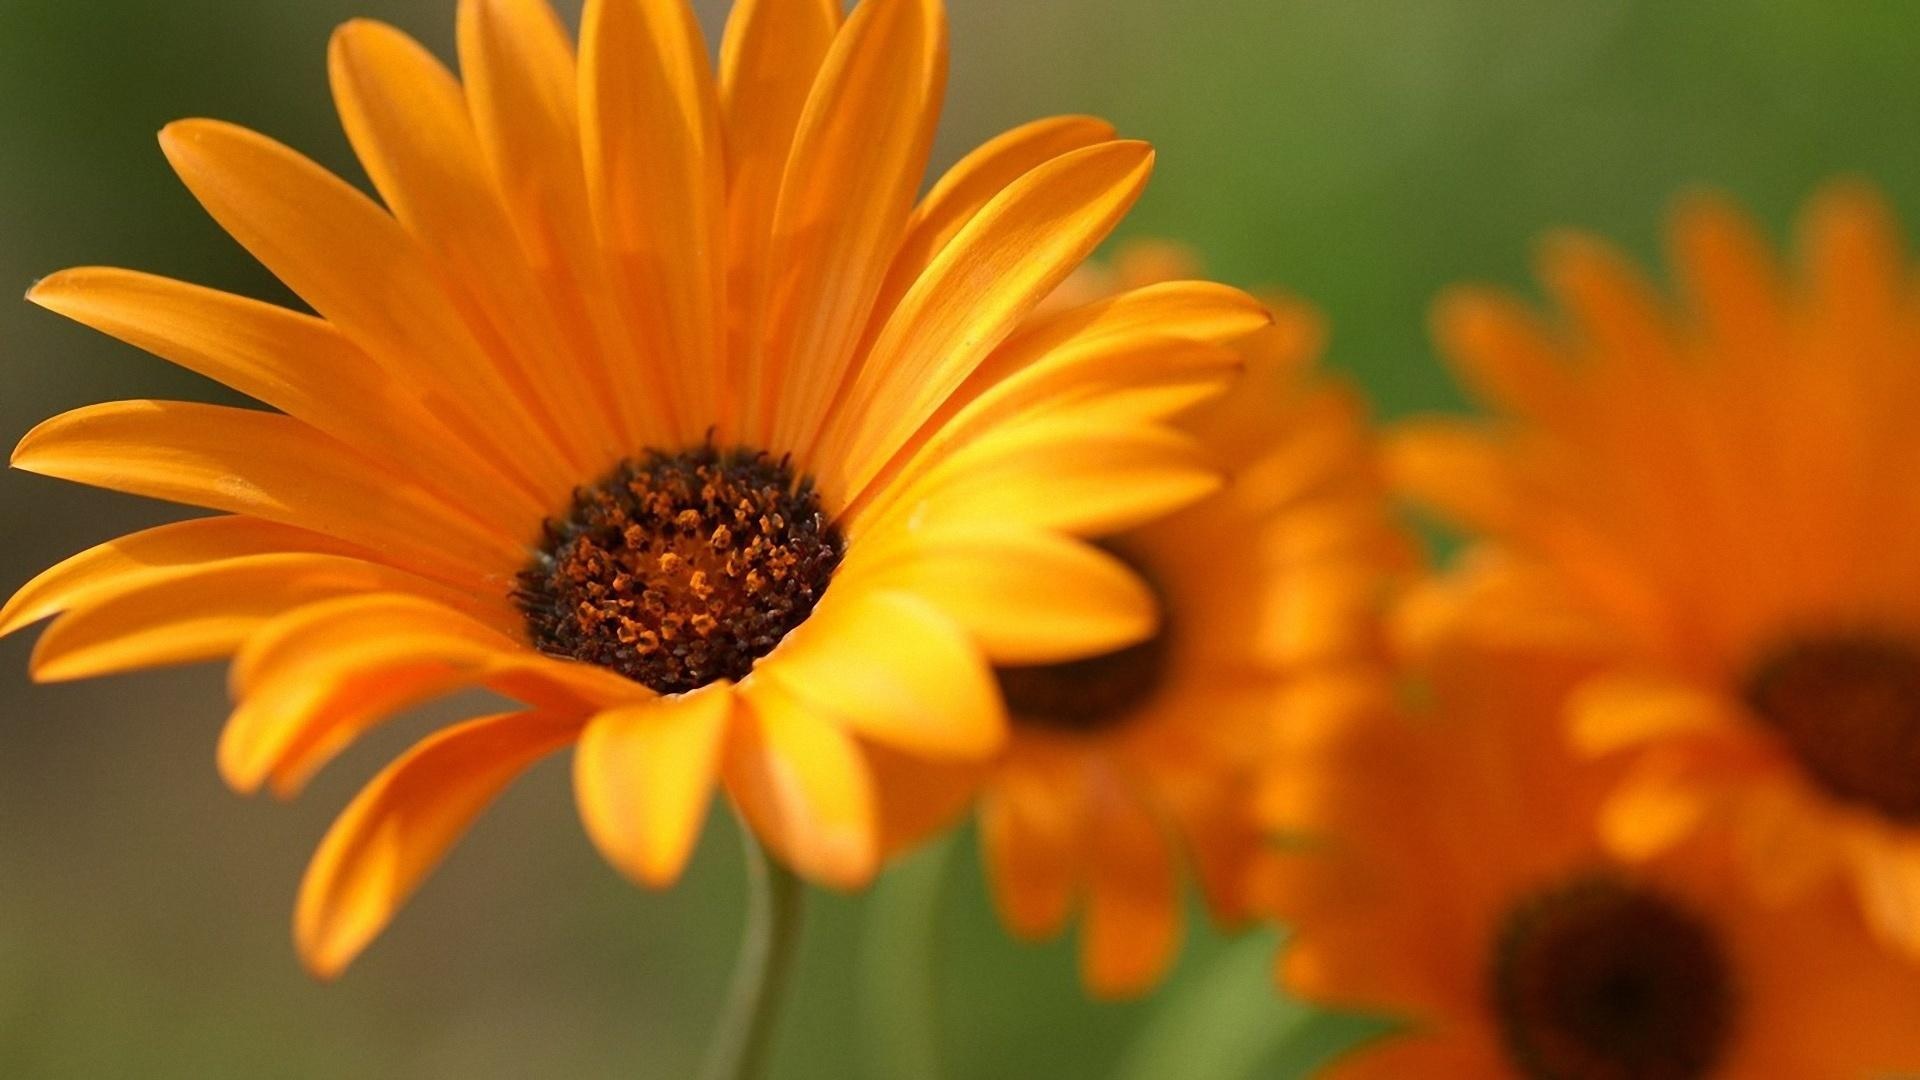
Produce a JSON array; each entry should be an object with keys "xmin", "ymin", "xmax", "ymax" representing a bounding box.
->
[
  {"xmin": 1744, "ymin": 632, "xmax": 1920, "ymax": 822},
  {"xmin": 1491, "ymin": 874, "xmax": 1734, "ymax": 1080},
  {"xmin": 516, "ymin": 447, "xmax": 842, "ymax": 695},
  {"xmin": 995, "ymin": 546, "xmax": 1169, "ymax": 734}
]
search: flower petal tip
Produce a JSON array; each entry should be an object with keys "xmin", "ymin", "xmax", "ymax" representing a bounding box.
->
[{"xmin": 294, "ymin": 930, "xmax": 353, "ymax": 985}]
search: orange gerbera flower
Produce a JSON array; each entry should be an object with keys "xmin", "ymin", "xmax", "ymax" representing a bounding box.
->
[
  {"xmin": 872, "ymin": 247, "xmax": 1408, "ymax": 996},
  {"xmin": 1263, "ymin": 634, "xmax": 1920, "ymax": 1079},
  {"xmin": 1391, "ymin": 183, "xmax": 1920, "ymax": 959},
  {"xmin": 3, "ymin": 0, "xmax": 1264, "ymax": 978}
]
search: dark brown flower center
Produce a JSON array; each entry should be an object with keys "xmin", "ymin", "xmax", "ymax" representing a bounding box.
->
[
  {"xmin": 1490, "ymin": 875, "xmax": 1735, "ymax": 1080},
  {"xmin": 993, "ymin": 547, "xmax": 1169, "ymax": 735},
  {"xmin": 516, "ymin": 447, "xmax": 842, "ymax": 695},
  {"xmin": 995, "ymin": 634, "xmax": 1170, "ymax": 735},
  {"xmin": 1744, "ymin": 633, "xmax": 1920, "ymax": 822}
]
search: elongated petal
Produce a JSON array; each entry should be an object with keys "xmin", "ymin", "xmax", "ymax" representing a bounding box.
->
[
  {"xmin": 295, "ymin": 708, "xmax": 581, "ymax": 979},
  {"xmin": 574, "ymin": 685, "xmax": 733, "ymax": 887},
  {"xmin": 159, "ymin": 119, "xmax": 574, "ymax": 502},
  {"xmin": 458, "ymin": 0, "xmax": 647, "ymax": 449},
  {"xmin": 728, "ymin": 678, "xmax": 878, "ymax": 888},
  {"xmin": 27, "ymin": 269, "xmax": 541, "ymax": 532},
  {"xmin": 1082, "ymin": 784, "xmax": 1181, "ymax": 997},
  {"xmin": 331, "ymin": 18, "xmax": 610, "ymax": 472},
  {"xmin": 0, "ymin": 516, "xmax": 364, "ymax": 638},
  {"xmin": 1854, "ymin": 844, "xmax": 1920, "ymax": 959},
  {"xmin": 845, "ymin": 283, "xmax": 1265, "ymax": 524},
  {"xmin": 877, "ymin": 417, "xmax": 1221, "ymax": 539},
  {"xmin": 946, "ymin": 337, "xmax": 1242, "ymax": 435},
  {"xmin": 866, "ymin": 741, "xmax": 987, "ymax": 858},
  {"xmin": 755, "ymin": 0, "xmax": 946, "ymax": 452},
  {"xmin": 823, "ymin": 140, "xmax": 1156, "ymax": 500},
  {"xmin": 979, "ymin": 280, "xmax": 1272, "ymax": 391},
  {"xmin": 718, "ymin": 0, "xmax": 840, "ymax": 430},
  {"xmin": 1601, "ymin": 757, "xmax": 1721, "ymax": 860},
  {"xmin": 12, "ymin": 400, "xmax": 523, "ymax": 582},
  {"xmin": 1380, "ymin": 418, "xmax": 1520, "ymax": 537},
  {"xmin": 456, "ymin": 0, "xmax": 580, "ymax": 265},
  {"xmin": 870, "ymin": 114, "xmax": 1117, "ymax": 325},
  {"xmin": 1536, "ymin": 230, "xmax": 1676, "ymax": 373},
  {"xmin": 26, "ymin": 554, "xmax": 502, "ymax": 683},
  {"xmin": 852, "ymin": 337, "xmax": 1240, "ymax": 525},
  {"xmin": 221, "ymin": 593, "xmax": 540, "ymax": 796},
  {"xmin": 849, "ymin": 526, "xmax": 1157, "ymax": 664},
  {"xmin": 1569, "ymin": 674, "xmax": 1733, "ymax": 754},
  {"xmin": 759, "ymin": 584, "xmax": 1002, "ymax": 758},
  {"xmin": 1802, "ymin": 182, "xmax": 1904, "ymax": 329},
  {"xmin": 980, "ymin": 768, "xmax": 1084, "ymax": 938},
  {"xmin": 1429, "ymin": 287, "xmax": 1577, "ymax": 424},
  {"xmin": 581, "ymin": 0, "xmax": 726, "ymax": 441},
  {"xmin": 1669, "ymin": 196, "xmax": 1790, "ymax": 365}
]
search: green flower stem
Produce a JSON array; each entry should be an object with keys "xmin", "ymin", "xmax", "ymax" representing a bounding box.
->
[
  {"xmin": 857, "ymin": 835, "xmax": 956, "ymax": 1080},
  {"xmin": 699, "ymin": 831, "xmax": 805, "ymax": 1080}
]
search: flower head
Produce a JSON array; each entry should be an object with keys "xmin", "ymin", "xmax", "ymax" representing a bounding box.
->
[
  {"xmin": 4, "ymin": 0, "xmax": 1264, "ymax": 977},
  {"xmin": 1392, "ymin": 183, "xmax": 1920, "ymax": 959},
  {"xmin": 871, "ymin": 248, "xmax": 1408, "ymax": 996},
  {"xmin": 1262, "ymin": 633, "xmax": 1920, "ymax": 1079}
]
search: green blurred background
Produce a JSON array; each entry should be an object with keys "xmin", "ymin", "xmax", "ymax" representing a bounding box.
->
[{"xmin": 3, "ymin": 1, "xmax": 1919, "ymax": 1076}]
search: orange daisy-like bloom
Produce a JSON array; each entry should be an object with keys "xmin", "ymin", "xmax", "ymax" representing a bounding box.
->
[
  {"xmin": 3, "ymin": 0, "xmax": 1266, "ymax": 978},
  {"xmin": 1390, "ymin": 183, "xmax": 1920, "ymax": 959},
  {"xmin": 873, "ymin": 247, "xmax": 1407, "ymax": 996},
  {"xmin": 1263, "ymin": 634, "xmax": 1920, "ymax": 1079}
]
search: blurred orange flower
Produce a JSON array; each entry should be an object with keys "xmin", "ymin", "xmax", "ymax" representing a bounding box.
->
[
  {"xmin": 2, "ymin": 0, "xmax": 1263, "ymax": 977},
  {"xmin": 876, "ymin": 247, "xmax": 1410, "ymax": 996},
  {"xmin": 1262, "ymin": 632, "xmax": 1920, "ymax": 1078},
  {"xmin": 1392, "ymin": 184, "xmax": 1920, "ymax": 961}
]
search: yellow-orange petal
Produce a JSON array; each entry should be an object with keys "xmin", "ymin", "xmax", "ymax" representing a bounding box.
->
[
  {"xmin": 871, "ymin": 114, "xmax": 1117, "ymax": 325},
  {"xmin": 457, "ymin": 0, "xmax": 645, "ymax": 449},
  {"xmin": 824, "ymin": 140, "xmax": 1157, "ymax": 500},
  {"xmin": 988, "ymin": 280, "xmax": 1273, "ymax": 379},
  {"xmin": 844, "ymin": 284, "xmax": 1265, "ymax": 525},
  {"xmin": 884, "ymin": 417, "xmax": 1221, "ymax": 539},
  {"xmin": 717, "ymin": 0, "xmax": 839, "ymax": 428},
  {"xmin": 455, "ymin": 0, "xmax": 580, "ymax": 265},
  {"xmin": 1381, "ymin": 418, "xmax": 1520, "ymax": 537},
  {"xmin": 23, "ymin": 268, "xmax": 544, "ymax": 534},
  {"xmin": 1854, "ymin": 842, "xmax": 1920, "ymax": 958},
  {"xmin": 1801, "ymin": 181, "xmax": 1904, "ymax": 328},
  {"xmin": 755, "ymin": 0, "xmax": 946, "ymax": 453},
  {"xmin": 758, "ymin": 584, "xmax": 1002, "ymax": 759},
  {"xmin": 1666, "ymin": 194, "xmax": 1789, "ymax": 361},
  {"xmin": 854, "ymin": 337, "xmax": 1240, "ymax": 525},
  {"xmin": 295, "ymin": 708, "xmax": 580, "ymax": 979},
  {"xmin": 219, "ymin": 593, "xmax": 533, "ymax": 796},
  {"xmin": 727, "ymin": 678, "xmax": 878, "ymax": 889},
  {"xmin": 951, "ymin": 336, "xmax": 1242, "ymax": 437},
  {"xmin": 1081, "ymin": 783, "xmax": 1181, "ymax": 997},
  {"xmin": 329, "ymin": 18, "xmax": 609, "ymax": 474},
  {"xmin": 1535, "ymin": 229, "xmax": 1675, "ymax": 372},
  {"xmin": 574, "ymin": 685, "xmax": 733, "ymax": 888},
  {"xmin": 12, "ymin": 400, "xmax": 522, "ymax": 583},
  {"xmin": 581, "ymin": 0, "xmax": 726, "ymax": 442},
  {"xmin": 1733, "ymin": 780, "xmax": 1843, "ymax": 905},
  {"xmin": 27, "ymin": 554, "xmax": 499, "ymax": 684},
  {"xmin": 1600, "ymin": 755, "xmax": 1721, "ymax": 860},
  {"xmin": 0, "ymin": 516, "xmax": 365, "ymax": 638},
  {"xmin": 866, "ymin": 740, "xmax": 988, "ymax": 858},
  {"xmin": 849, "ymin": 526, "xmax": 1156, "ymax": 665},
  {"xmin": 1568, "ymin": 673, "xmax": 1733, "ymax": 754},
  {"xmin": 158, "ymin": 118, "xmax": 573, "ymax": 503},
  {"xmin": 980, "ymin": 768, "xmax": 1084, "ymax": 938},
  {"xmin": 1429, "ymin": 286, "xmax": 1576, "ymax": 425}
]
